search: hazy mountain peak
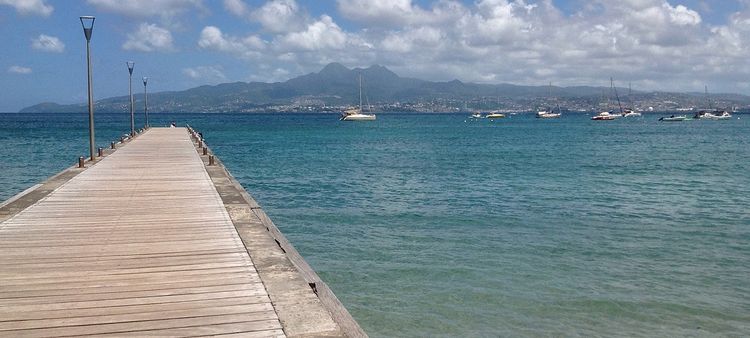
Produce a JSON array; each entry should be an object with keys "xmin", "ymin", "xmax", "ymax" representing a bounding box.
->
[{"xmin": 319, "ymin": 62, "xmax": 350, "ymax": 76}]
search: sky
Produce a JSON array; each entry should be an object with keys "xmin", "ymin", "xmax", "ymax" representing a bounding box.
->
[{"xmin": 1, "ymin": 0, "xmax": 750, "ymax": 111}]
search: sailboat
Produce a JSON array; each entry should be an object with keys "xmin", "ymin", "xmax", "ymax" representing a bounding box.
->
[
  {"xmin": 592, "ymin": 78, "xmax": 622, "ymax": 121},
  {"xmin": 341, "ymin": 74, "xmax": 376, "ymax": 121},
  {"xmin": 693, "ymin": 86, "xmax": 732, "ymax": 120},
  {"xmin": 537, "ymin": 82, "xmax": 562, "ymax": 118},
  {"xmin": 621, "ymin": 82, "xmax": 641, "ymax": 117}
]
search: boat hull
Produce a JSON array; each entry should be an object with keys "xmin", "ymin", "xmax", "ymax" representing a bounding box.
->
[
  {"xmin": 341, "ymin": 114, "xmax": 376, "ymax": 121},
  {"xmin": 659, "ymin": 116, "xmax": 686, "ymax": 122}
]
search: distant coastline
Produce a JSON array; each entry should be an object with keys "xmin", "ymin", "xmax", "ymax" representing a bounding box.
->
[{"xmin": 19, "ymin": 63, "xmax": 750, "ymax": 114}]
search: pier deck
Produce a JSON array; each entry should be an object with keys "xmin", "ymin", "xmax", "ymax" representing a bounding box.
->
[{"xmin": 0, "ymin": 128, "xmax": 355, "ymax": 337}]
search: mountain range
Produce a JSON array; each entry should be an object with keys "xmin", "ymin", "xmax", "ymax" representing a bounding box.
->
[{"xmin": 19, "ymin": 63, "xmax": 750, "ymax": 113}]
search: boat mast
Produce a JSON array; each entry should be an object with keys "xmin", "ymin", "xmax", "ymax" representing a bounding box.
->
[
  {"xmin": 705, "ymin": 85, "xmax": 711, "ymax": 110},
  {"xmin": 612, "ymin": 77, "xmax": 623, "ymax": 114},
  {"xmin": 628, "ymin": 82, "xmax": 634, "ymax": 109},
  {"xmin": 548, "ymin": 82, "xmax": 552, "ymax": 111},
  {"xmin": 359, "ymin": 74, "xmax": 363, "ymax": 113}
]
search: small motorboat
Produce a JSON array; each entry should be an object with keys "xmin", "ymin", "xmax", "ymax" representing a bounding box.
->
[
  {"xmin": 537, "ymin": 110, "xmax": 561, "ymax": 118},
  {"xmin": 469, "ymin": 112, "xmax": 483, "ymax": 119},
  {"xmin": 486, "ymin": 111, "xmax": 505, "ymax": 119},
  {"xmin": 621, "ymin": 109, "xmax": 641, "ymax": 117},
  {"xmin": 659, "ymin": 115, "xmax": 686, "ymax": 122},
  {"xmin": 591, "ymin": 111, "xmax": 615, "ymax": 120}
]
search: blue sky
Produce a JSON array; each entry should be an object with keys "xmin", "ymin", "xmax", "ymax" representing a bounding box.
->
[{"xmin": 1, "ymin": 0, "xmax": 750, "ymax": 111}]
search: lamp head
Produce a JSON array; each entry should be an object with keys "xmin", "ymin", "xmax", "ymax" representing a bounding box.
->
[
  {"xmin": 143, "ymin": 77, "xmax": 148, "ymax": 86},
  {"xmin": 80, "ymin": 16, "xmax": 95, "ymax": 41},
  {"xmin": 126, "ymin": 61, "xmax": 134, "ymax": 75}
]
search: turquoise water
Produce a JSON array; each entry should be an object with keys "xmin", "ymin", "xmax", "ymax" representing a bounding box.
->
[{"xmin": 1, "ymin": 112, "xmax": 749, "ymax": 336}]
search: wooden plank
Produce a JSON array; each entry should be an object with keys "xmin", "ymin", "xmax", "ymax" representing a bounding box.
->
[
  {"xmin": 0, "ymin": 297, "xmax": 272, "ymax": 322},
  {"xmin": 0, "ymin": 276, "xmax": 256, "ymax": 299},
  {"xmin": 0, "ymin": 303, "xmax": 275, "ymax": 331},
  {"xmin": 0, "ymin": 282, "xmax": 267, "ymax": 306},
  {"xmin": 0, "ymin": 314, "xmax": 281, "ymax": 337},
  {"xmin": 93, "ymin": 323, "xmax": 284, "ymax": 337}
]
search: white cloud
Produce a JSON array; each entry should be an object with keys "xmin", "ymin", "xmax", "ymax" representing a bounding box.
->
[
  {"xmin": 225, "ymin": 0, "xmax": 308, "ymax": 33},
  {"xmin": 336, "ymin": 0, "xmax": 462, "ymax": 26},
  {"xmin": 0, "ymin": 0, "xmax": 53, "ymax": 16},
  {"xmin": 31, "ymin": 34, "xmax": 64, "ymax": 53},
  {"xmin": 252, "ymin": 0, "xmax": 305, "ymax": 33},
  {"xmin": 223, "ymin": 0, "xmax": 248, "ymax": 16},
  {"xmin": 665, "ymin": 3, "xmax": 701, "ymax": 26},
  {"xmin": 278, "ymin": 15, "xmax": 347, "ymax": 51},
  {"xmin": 8, "ymin": 65, "xmax": 32, "ymax": 74},
  {"xmin": 200, "ymin": 0, "xmax": 750, "ymax": 93},
  {"xmin": 198, "ymin": 26, "xmax": 266, "ymax": 58},
  {"xmin": 183, "ymin": 65, "xmax": 227, "ymax": 82},
  {"xmin": 87, "ymin": 0, "xmax": 203, "ymax": 18},
  {"xmin": 122, "ymin": 23, "xmax": 175, "ymax": 52}
]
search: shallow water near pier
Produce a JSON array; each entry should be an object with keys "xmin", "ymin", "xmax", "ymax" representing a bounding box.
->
[{"xmin": 1, "ymin": 112, "xmax": 749, "ymax": 336}]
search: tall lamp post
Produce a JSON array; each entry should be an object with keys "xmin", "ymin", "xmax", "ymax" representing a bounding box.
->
[
  {"xmin": 143, "ymin": 77, "xmax": 149, "ymax": 128},
  {"xmin": 127, "ymin": 61, "xmax": 135, "ymax": 137},
  {"xmin": 80, "ymin": 16, "xmax": 96, "ymax": 160}
]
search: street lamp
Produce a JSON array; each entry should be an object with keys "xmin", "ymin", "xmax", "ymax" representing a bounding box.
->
[
  {"xmin": 127, "ymin": 61, "xmax": 135, "ymax": 137},
  {"xmin": 142, "ymin": 77, "xmax": 149, "ymax": 128},
  {"xmin": 80, "ymin": 15, "xmax": 95, "ymax": 160}
]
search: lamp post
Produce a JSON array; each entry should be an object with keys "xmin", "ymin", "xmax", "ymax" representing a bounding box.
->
[
  {"xmin": 143, "ymin": 77, "xmax": 148, "ymax": 128},
  {"xmin": 80, "ymin": 16, "xmax": 96, "ymax": 160},
  {"xmin": 127, "ymin": 61, "xmax": 135, "ymax": 137}
]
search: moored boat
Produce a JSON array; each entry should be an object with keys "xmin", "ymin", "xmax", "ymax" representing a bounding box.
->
[
  {"xmin": 486, "ymin": 111, "xmax": 505, "ymax": 119},
  {"xmin": 536, "ymin": 110, "xmax": 561, "ymax": 118},
  {"xmin": 694, "ymin": 110, "xmax": 732, "ymax": 120},
  {"xmin": 592, "ymin": 111, "xmax": 615, "ymax": 120},
  {"xmin": 622, "ymin": 108, "xmax": 641, "ymax": 117},
  {"xmin": 341, "ymin": 74, "xmax": 376, "ymax": 121},
  {"xmin": 692, "ymin": 86, "xmax": 731, "ymax": 121},
  {"xmin": 536, "ymin": 82, "xmax": 562, "ymax": 118},
  {"xmin": 621, "ymin": 83, "xmax": 641, "ymax": 117},
  {"xmin": 659, "ymin": 115, "xmax": 686, "ymax": 122}
]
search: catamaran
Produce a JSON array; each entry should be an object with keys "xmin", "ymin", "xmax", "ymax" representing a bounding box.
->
[
  {"xmin": 341, "ymin": 74, "xmax": 376, "ymax": 121},
  {"xmin": 592, "ymin": 78, "xmax": 622, "ymax": 121},
  {"xmin": 622, "ymin": 83, "xmax": 642, "ymax": 117},
  {"xmin": 537, "ymin": 82, "xmax": 562, "ymax": 118},
  {"xmin": 693, "ymin": 86, "xmax": 732, "ymax": 120}
]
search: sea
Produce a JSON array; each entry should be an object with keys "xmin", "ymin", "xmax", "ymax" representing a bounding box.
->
[{"xmin": 1, "ymin": 112, "xmax": 748, "ymax": 337}]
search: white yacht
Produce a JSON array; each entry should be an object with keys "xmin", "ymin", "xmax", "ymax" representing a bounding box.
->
[
  {"xmin": 621, "ymin": 83, "xmax": 641, "ymax": 117},
  {"xmin": 694, "ymin": 110, "xmax": 732, "ymax": 120},
  {"xmin": 341, "ymin": 74, "xmax": 376, "ymax": 121},
  {"xmin": 592, "ymin": 111, "xmax": 615, "ymax": 120},
  {"xmin": 692, "ymin": 86, "xmax": 731, "ymax": 120},
  {"xmin": 537, "ymin": 82, "xmax": 562, "ymax": 118},
  {"xmin": 537, "ymin": 109, "xmax": 561, "ymax": 118},
  {"xmin": 622, "ymin": 109, "xmax": 642, "ymax": 117}
]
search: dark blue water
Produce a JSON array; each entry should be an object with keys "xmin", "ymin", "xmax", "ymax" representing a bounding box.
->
[{"xmin": 1, "ymin": 112, "xmax": 749, "ymax": 336}]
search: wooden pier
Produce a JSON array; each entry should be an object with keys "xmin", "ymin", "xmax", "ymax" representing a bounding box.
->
[{"xmin": 0, "ymin": 128, "xmax": 364, "ymax": 337}]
